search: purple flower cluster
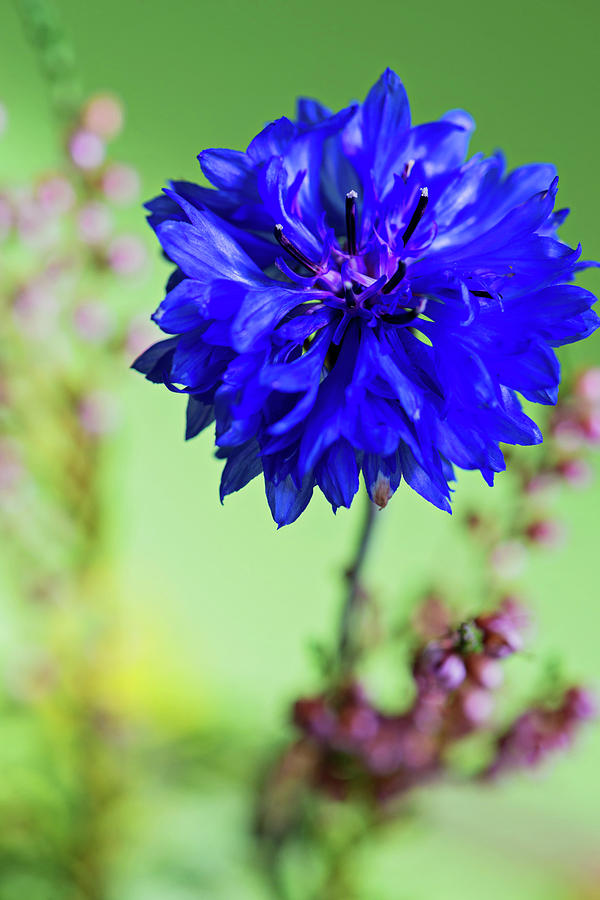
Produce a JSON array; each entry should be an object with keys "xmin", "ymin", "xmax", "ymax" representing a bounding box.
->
[
  {"xmin": 288, "ymin": 598, "xmax": 591, "ymax": 805},
  {"xmin": 484, "ymin": 687, "xmax": 596, "ymax": 779}
]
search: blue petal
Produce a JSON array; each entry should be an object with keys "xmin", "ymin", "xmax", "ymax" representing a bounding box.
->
[
  {"xmin": 231, "ymin": 285, "xmax": 313, "ymax": 353},
  {"xmin": 132, "ymin": 337, "xmax": 178, "ymax": 383},
  {"xmin": 359, "ymin": 69, "xmax": 411, "ymax": 192},
  {"xmin": 265, "ymin": 472, "xmax": 314, "ymax": 527},
  {"xmin": 315, "ymin": 438, "xmax": 360, "ymax": 512},
  {"xmin": 185, "ymin": 395, "xmax": 215, "ymax": 439},
  {"xmin": 198, "ymin": 148, "xmax": 253, "ymax": 191},
  {"xmin": 218, "ymin": 439, "xmax": 263, "ymax": 500},
  {"xmin": 398, "ymin": 443, "xmax": 452, "ymax": 513},
  {"xmin": 246, "ymin": 117, "xmax": 297, "ymax": 162}
]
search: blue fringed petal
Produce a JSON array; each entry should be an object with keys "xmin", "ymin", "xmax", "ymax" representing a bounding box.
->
[{"xmin": 136, "ymin": 68, "xmax": 599, "ymax": 525}]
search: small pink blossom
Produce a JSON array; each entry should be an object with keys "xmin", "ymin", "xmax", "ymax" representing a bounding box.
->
[
  {"xmin": 77, "ymin": 202, "xmax": 113, "ymax": 245},
  {"xmin": 82, "ymin": 94, "xmax": 124, "ymax": 139},
  {"xmin": 69, "ymin": 129, "xmax": 106, "ymax": 170},
  {"xmin": 101, "ymin": 163, "xmax": 140, "ymax": 205},
  {"xmin": 526, "ymin": 518, "xmax": 567, "ymax": 549},
  {"xmin": 37, "ymin": 175, "xmax": 76, "ymax": 217},
  {"xmin": 107, "ymin": 234, "xmax": 147, "ymax": 275},
  {"xmin": 556, "ymin": 458, "xmax": 593, "ymax": 489},
  {"xmin": 575, "ymin": 368, "xmax": 600, "ymax": 404},
  {"xmin": 461, "ymin": 688, "xmax": 495, "ymax": 726}
]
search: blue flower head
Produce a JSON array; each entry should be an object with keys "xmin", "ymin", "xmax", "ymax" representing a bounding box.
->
[{"xmin": 134, "ymin": 69, "xmax": 598, "ymax": 526}]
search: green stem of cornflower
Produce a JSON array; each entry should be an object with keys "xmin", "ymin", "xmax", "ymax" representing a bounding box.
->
[{"xmin": 338, "ymin": 492, "xmax": 379, "ymax": 671}]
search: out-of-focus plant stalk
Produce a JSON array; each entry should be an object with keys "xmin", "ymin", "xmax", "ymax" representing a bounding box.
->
[
  {"xmin": 338, "ymin": 495, "xmax": 378, "ymax": 672},
  {"xmin": 1, "ymin": 3, "xmax": 147, "ymax": 896},
  {"xmin": 13, "ymin": 0, "xmax": 82, "ymax": 126}
]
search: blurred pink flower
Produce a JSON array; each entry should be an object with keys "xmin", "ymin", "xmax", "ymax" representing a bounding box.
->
[
  {"xmin": 77, "ymin": 202, "xmax": 113, "ymax": 244},
  {"xmin": 82, "ymin": 94, "xmax": 124, "ymax": 140},
  {"xmin": 575, "ymin": 368, "xmax": 600, "ymax": 404},
  {"xmin": 526, "ymin": 518, "xmax": 567, "ymax": 549},
  {"xmin": 102, "ymin": 163, "xmax": 140, "ymax": 205},
  {"xmin": 69, "ymin": 129, "xmax": 106, "ymax": 170},
  {"xmin": 557, "ymin": 457, "xmax": 593, "ymax": 489},
  {"xmin": 37, "ymin": 175, "xmax": 76, "ymax": 217},
  {"xmin": 107, "ymin": 234, "xmax": 147, "ymax": 275}
]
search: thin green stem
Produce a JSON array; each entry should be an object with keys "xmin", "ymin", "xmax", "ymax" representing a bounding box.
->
[{"xmin": 338, "ymin": 493, "xmax": 379, "ymax": 671}]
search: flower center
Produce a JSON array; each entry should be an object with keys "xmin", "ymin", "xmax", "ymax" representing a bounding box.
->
[{"xmin": 273, "ymin": 185, "xmax": 431, "ymax": 323}]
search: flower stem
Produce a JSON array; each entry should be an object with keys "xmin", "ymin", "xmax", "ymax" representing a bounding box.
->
[{"xmin": 338, "ymin": 493, "xmax": 379, "ymax": 671}]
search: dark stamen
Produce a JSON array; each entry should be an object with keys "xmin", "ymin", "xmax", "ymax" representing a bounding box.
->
[
  {"xmin": 470, "ymin": 290, "xmax": 493, "ymax": 299},
  {"xmin": 381, "ymin": 260, "xmax": 407, "ymax": 295},
  {"xmin": 401, "ymin": 159, "xmax": 415, "ymax": 183},
  {"xmin": 401, "ymin": 187, "xmax": 429, "ymax": 247},
  {"xmin": 380, "ymin": 309, "xmax": 421, "ymax": 325},
  {"xmin": 345, "ymin": 190, "xmax": 358, "ymax": 255},
  {"xmin": 273, "ymin": 224, "xmax": 321, "ymax": 274},
  {"xmin": 380, "ymin": 297, "xmax": 427, "ymax": 326}
]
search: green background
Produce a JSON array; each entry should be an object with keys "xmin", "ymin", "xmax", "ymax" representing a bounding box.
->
[{"xmin": 2, "ymin": 0, "xmax": 600, "ymax": 897}]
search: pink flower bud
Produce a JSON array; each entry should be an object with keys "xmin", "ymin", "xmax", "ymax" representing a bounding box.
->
[
  {"xmin": 0, "ymin": 102, "xmax": 7, "ymax": 137},
  {"xmin": 82, "ymin": 94, "xmax": 124, "ymax": 139},
  {"xmin": 414, "ymin": 643, "xmax": 467, "ymax": 691},
  {"xmin": 575, "ymin": 368, "xmax": 600, "ymax": 404},
  {"xmin": 69, "ymin": 129, "xmax": 106, "ymax": 170},
  {"xmin": 581, "ymin": 411, "xmax": 600, "ymax": 444},
  {"xmin": 101, "ymin": 163, "xmax": 140, "ymax": 205},
  {"xmin": 467, "ymin": 655, "xmax": 504, "ymax": 690},
  {"xmin": 526, "ymin": 518, "xmax": 567, "ymax": 549},
  {"xmin": 107, "ymin": 234, "xmax": 147, "ymax": 275},
  {"xmin": 563, "ymin": 687, "xmax": 597, "ymax": 721},
  {"xmin": 476, "ymin": 597, "xmax": 530, "ymax": 658},
  {"xmin": 461, "ymin": 688, "xmax": 495, "ymax": 725},
  {"xmin": 37, "ymin": 175, "xmax": 76, "ymax": 216},
  {"xmin": 557, "ymin": 457, "xmax": 593, "ymax": 489},
  {"xmin": 77, "ymin": 202, "xmax": 113, "ymax": 245}
]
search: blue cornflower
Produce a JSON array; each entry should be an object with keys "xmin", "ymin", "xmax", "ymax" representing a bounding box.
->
[{"xmin": 134, "ymin": 69, "xmax": 598, "ymax": 526}]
